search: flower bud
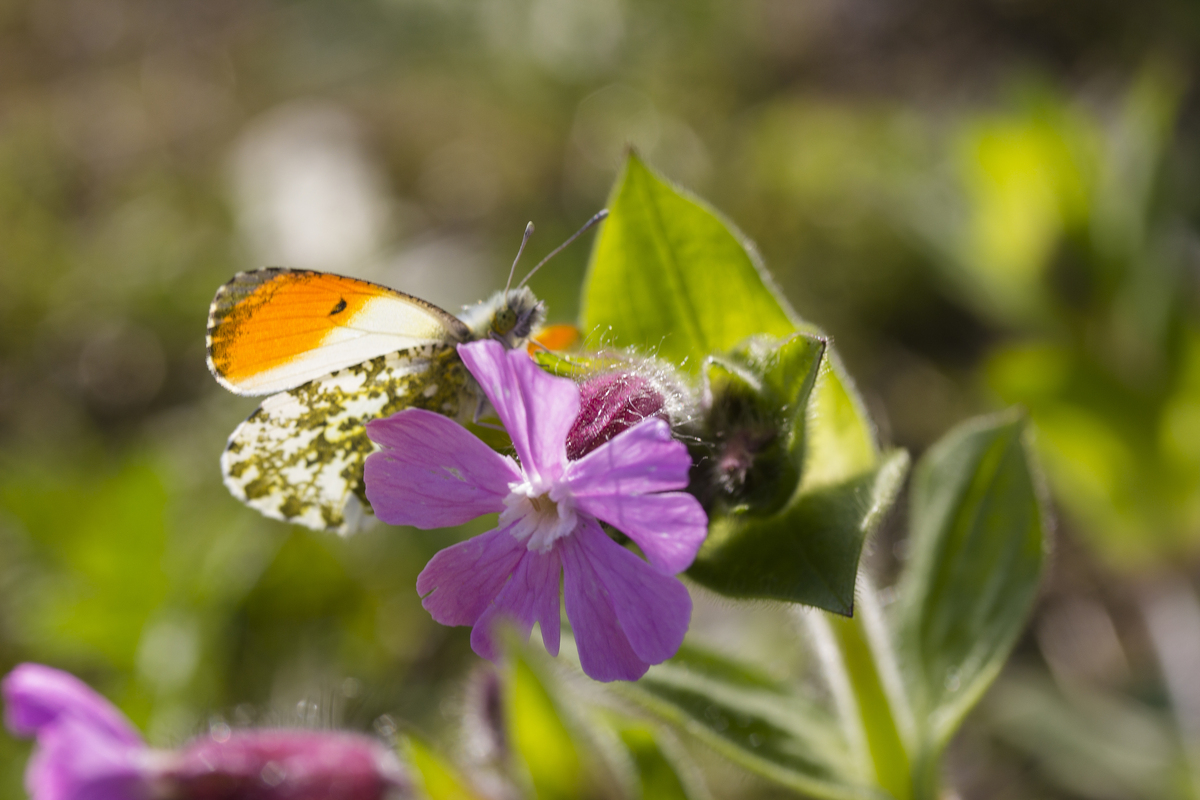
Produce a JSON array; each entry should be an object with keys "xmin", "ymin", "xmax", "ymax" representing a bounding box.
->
[
  {"xmin": 566, "ymin": 372, "xmax": 668, "ymax": 460},
  {"xmin": 3, "ymin": 663, "xmax": 411, "ymax": 800},
  {"xmin": 695, "ymin": 334, "xmax": 825, "ymax": 515},
  {"xmin": 164, "ymin": 729, "xmax": 409, "ymax": 800}
]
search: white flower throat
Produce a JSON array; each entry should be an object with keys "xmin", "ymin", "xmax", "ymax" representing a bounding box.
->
[{"xmin": 500, "ymin": 478, "xmax": 578, "ymax": 553}]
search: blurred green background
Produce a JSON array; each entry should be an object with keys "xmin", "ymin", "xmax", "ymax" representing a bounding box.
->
[{"xmin": 3, "ymin": 0, "xmax": 1200, "ymax": 797}]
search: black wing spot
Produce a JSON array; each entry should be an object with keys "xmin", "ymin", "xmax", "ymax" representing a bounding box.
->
[{"xmin": 330, "ymin": 297, "xmax": 348, "ymax": 316}]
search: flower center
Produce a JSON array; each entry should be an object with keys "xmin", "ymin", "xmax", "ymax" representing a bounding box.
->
[{"xmin": 499, "ymin": 480, "xmax": 578, "ymax": 553}]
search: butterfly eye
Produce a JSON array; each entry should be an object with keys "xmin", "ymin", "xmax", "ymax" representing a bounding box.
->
[{"xmin": 492, "ymin": 306, "xmax": 518, "ymax": 336}]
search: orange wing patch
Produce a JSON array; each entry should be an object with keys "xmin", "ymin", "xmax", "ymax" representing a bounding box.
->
[
  {"xmin": 209, "ymin": 271, "xmax": 376, "ymax": 384},
  {"xmin": 528, "ymin": 323, "xmax": 580, "ymax": 354},
  {"xmin": 206, "ymin": 268, "xmax": 470, "ymax": 396}
]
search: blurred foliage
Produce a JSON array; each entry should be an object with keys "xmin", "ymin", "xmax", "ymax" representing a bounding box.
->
[
  {"xmin": 2, "ymin": 0, "xmax": 1200, "ymax": 797},
  {"xmin": 910, "ymin": 67, "xmax": 1200, "ymax": 568},
  {"xmin": 404, "ymin": 646, "xmax": 709, "ymax": 800}
]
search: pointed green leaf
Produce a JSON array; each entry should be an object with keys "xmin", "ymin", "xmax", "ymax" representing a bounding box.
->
[
  {"xmin": 688, "ymin": 449, "xmax": 909, "ymax": 612},
  {"xmin": 580, "ymin": 155, "xmax": 879, "ymax": 481},
  {"xmin": 582, "ymin": 152, "xmax": 795, "ymax": 370},
  {"xmin": 895, "ymin": 411, "xmax": 1048, "ymax": 747},
  {"xmin": 614, "ymin": 645, "xmax": 885, "ymax": 800}
]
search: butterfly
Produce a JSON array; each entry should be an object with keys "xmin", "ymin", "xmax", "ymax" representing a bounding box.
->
[{"xmin": 206, "ymin": 212, "xmax": 603, "ymax": 534}]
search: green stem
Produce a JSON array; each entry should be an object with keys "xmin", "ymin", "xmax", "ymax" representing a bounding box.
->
[
  {"xmin": 802, "ymin": 578, "xmax": 932, "ymax": 800},
  {"xmin": 909, "ymin": 748, "xmax": 943, "ymax": 800}
]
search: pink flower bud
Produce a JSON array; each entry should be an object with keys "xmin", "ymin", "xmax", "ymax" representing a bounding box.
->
[
  {"xmin": 3, "ymin": 663, "xmax": 411, "ymax": 800},
  {"xmin": 566, "ymin": 372, "xmax": 668, "ymax": 460},
  {"xmin": 165, "ymin": 730, "xmax": 409, "ymax": 800}
]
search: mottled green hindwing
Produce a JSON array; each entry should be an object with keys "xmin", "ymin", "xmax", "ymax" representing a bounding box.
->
[{"xmin": 221, "ymin": 343, "xmax": 473, "ymax": 534}]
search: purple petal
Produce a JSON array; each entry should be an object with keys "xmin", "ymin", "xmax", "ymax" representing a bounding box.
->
[
  {"xmin": 26, "ymin": 716, "xmax": 148, "ymax": 800},
  {"xmin": 3, "ymin": 664, "xmax": 141, "ymax": 746},
  {"xmin": 561, "ymin": 532, "xmax": 649, "ymax": 681},
  {"xmin": 365, "ymin": 409, "xmax": 520, "ymax": 529},
  {"xmin": 470, "ymin": 548, "xmax": 563, "ymax": 660},
  {"xmin": 561, "ymin": 522, "xmax": 692, "ymax": 681},
  {"xmin": 457, "ymin": 341, "xmax": 578, "ymax": 484},
  {"xmin": 576, "ymin": 522, "xmax": 692, "ymax": 664},
  {"xmin": 416, "ymin": 526, "xmax": 525, "ymax": 626},
  {"xmin": 565, "ymin": 418, "xmax": 693, "ymax": 498},
  {"xmin": 575, "ymin": 492, "xmax": 707, "ymax": 575}
]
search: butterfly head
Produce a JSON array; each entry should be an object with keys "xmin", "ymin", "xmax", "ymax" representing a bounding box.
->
[{"xmin": 461, "ymin": 286, "xmax": 545, "ymax": 350}]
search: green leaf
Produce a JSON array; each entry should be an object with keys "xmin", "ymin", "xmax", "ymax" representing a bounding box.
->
[
  {"xmin": 580, "ymin": 154, "xmax": 895, "ymax": 611},
  {"xmin": 579, "ymin": 155, "xmax": 879, "ymax": 479},
  {"xmin": 801, "ymin": 352, "xmax": 881, "ymax": 488},
  {"xmin": 687, "ymin": 449, "xmax": 909, "ymax": 613},
  {"xmin": 582, "ymin": 152, "xmax": 796, "ymax": 371},
  {"xmin": 895, "ymin": 411, "xmax": 1048, "ymax": 748},
  {"xmin": 611, "ymin": 720, "xmax": 703, "ymax": 800},
  {"xmin": 507, "ymin": 651, "xmax": 586, "ymax": 800},
  {"xmin": 403, "ymin": 736, "xmax": 488, "ymax": 800},
  {"xmin": 614, "ymin": 645, "xmax": 885, "ymax": 800}
]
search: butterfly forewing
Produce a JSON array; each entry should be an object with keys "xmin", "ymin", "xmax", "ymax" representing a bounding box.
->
[
  {"xmin": 207, "ymin": 268, "xmax": 472, "ymax": 396},
  {"xmin": 221, "ymin": 343, "xmax": 474, "ymax": 534}
]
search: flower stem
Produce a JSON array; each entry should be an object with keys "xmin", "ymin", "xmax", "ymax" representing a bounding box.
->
[{"xmin": 801, "ymin": 577, "xmax": 927, "ymax": 800}]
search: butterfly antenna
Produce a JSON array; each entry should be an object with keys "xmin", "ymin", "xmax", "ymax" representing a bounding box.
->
[
  {"xmin": 517, "ymin": 209, "xmax": 608, "ymax": 289},
  {"xmin": 504, "ymin": 222, "xmax": 536, "ymax": 299}
]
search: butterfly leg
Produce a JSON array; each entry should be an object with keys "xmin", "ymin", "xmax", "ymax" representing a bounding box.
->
[{"xmin": 471, "ymin": 393, "xmax": 506, "ymax": 432}]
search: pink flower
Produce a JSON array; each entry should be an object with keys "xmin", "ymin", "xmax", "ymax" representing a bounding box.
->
[
  {"xmin": 363, "ymin": 340, "xmax": 708, "ymax": 682},
  {"xmin": 3, "ymin": 663, "xmax": 410, "ymax": 800}
]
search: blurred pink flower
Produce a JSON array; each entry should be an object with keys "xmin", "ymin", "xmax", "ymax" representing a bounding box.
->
[
  {"xmin": 3, "ymin": 663, "xmax": 410, "ymax": 800},
  {"xmin": 364, "ymin": 340, "xmax": 707, "ymax": 682}
]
